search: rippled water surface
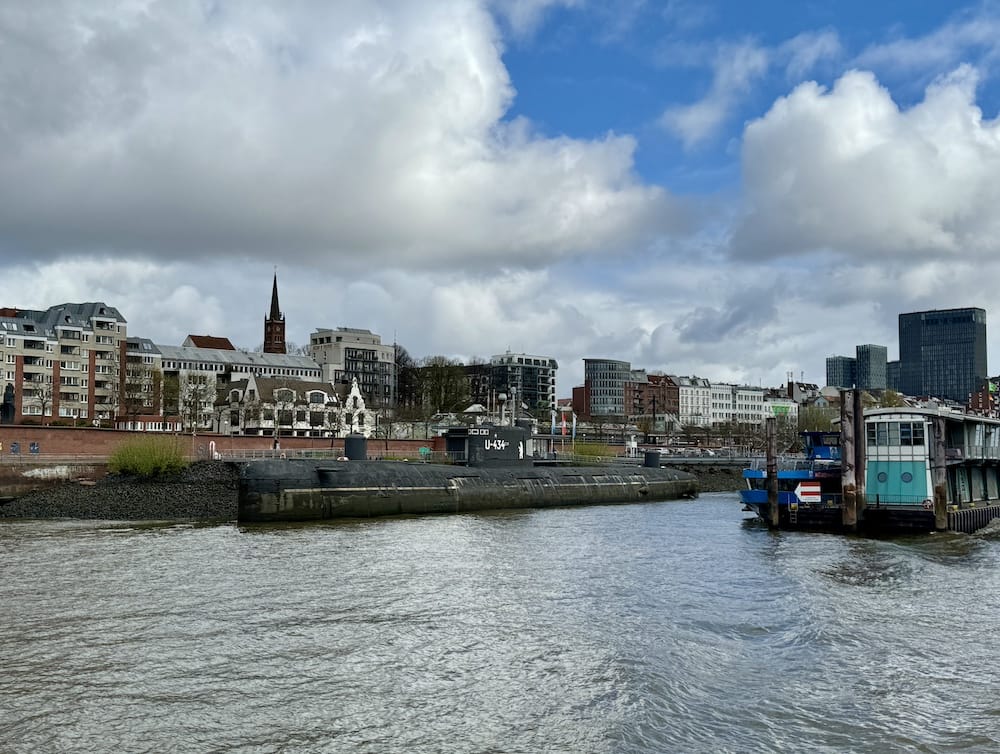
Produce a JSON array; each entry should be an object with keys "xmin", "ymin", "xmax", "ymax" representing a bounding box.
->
[{"xmin": 3, "ymin": 494, "xmax": 1000, "ymax": 753}]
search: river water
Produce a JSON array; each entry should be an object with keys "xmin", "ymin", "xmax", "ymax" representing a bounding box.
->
[{"xmin": 2, "ymin": 493, "xmax": 999, "ymax": 753}]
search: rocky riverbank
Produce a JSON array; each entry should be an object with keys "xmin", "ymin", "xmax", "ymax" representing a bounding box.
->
[
  {"xmin": 673, "ymin": 464, "xmax": 742, "ymax": 494},
  {"xmin": 0, "ymin": 461, "xmax": 240, "ymax": 520}
]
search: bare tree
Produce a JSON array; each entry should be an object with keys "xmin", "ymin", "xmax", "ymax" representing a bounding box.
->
[
  {"xmin": 180, "ymin": 375, "xmax": 214, "ymax": 433},
  {"xmin": 29, "ymin": 380, "xmax": 55, "ymax": 424},
  {"xmin": 420, "ymin": 356, "xmax": 470, "ymax": 414},
  {"xmin": 120, "ymin": 362, "xmax": 155, "ymax": 426},
  {"xmin": 273, "ymin": 385, "xmax": 296, "ymax": 439},
  {"xmin": 161, "ymin": 374, "xmax": 181, "ymax": 420}
]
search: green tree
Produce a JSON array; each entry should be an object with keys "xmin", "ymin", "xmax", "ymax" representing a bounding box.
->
[
  {"xmin": 879, "ymin": 389, "xmax": 906, "ymax": 408},
  {"xmin": 798, "ymin": 405, "xmax": 838, "ymax": 432}
]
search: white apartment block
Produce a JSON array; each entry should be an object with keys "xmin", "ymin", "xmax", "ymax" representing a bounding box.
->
[
  {"xmin": 309, "ymin": 327, "xmax": 396, "ymax": 407},
  {"xmin": 709, "ymin": 382, "xmax": 802, "ymax": 426},
  {"xmin": 0, "ymin": 303, "xmax": 127, "ymax": 424},
  {"xmin": 675, "ymin": 376, "xmax": 712, "ymax": 426},
  {"xmin": 709, "ymin": 383, "xmax": 767, "ymax": 425}
]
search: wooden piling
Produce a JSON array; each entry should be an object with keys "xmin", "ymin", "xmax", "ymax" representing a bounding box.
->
[
  {"xmin": 931, "ymin": 416, "xmax": 948, "ymax": 531},
  {"xmin": 841, "ymin": 389, "xmax": 858, "ymax": 530},
  {"xmin": 853, "ymin": 387, "xmax": 867, "ymax": 522},
  {"xmin": 766, "ymin": 417, "xmax": 779, "ymax": 528}
]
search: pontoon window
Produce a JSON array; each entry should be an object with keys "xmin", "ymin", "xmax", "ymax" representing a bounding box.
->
[
  {"xmin": 900, "ymin": 423, "xmax": 912, "ymax": 446},
  {"xmin": 887, "ymin": 422, "xmax": 900, "ymax": 446}
]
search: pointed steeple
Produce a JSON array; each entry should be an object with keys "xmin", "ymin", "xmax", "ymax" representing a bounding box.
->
[
  {"xmin": 263, "ymin": 269, "xmax": 287, "ymax": 354},
  {"xmin": 269, "ymin": 271, "xmax": 283, "ymax": 321}
]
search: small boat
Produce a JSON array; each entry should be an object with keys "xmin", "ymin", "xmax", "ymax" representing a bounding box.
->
[{"xmin": 740, "ymin": 431, "xmax": 843, "ymax": 527}]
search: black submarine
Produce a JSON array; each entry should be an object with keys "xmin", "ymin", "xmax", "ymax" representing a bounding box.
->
[{"xmin": 237, "ymin": 425, "xmax": 698, "ymax": 522}]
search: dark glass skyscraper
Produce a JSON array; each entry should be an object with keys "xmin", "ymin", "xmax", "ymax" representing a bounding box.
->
[
  {"xmin": 856, "ymin": 344, "xmax": 888, "ymax": 391},
  {"xmin": 825, "ymin": 355, "xmax": 856, "ymax": 388},
  {"xmin": 898, "ymin": 308, "xmax": 987, "ymax": 401}
]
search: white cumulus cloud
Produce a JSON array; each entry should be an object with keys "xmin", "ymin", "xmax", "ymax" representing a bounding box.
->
[
  {"xmin": 0, "ymin": 0, "xmax": 678, "ymax": 271},
  {"xmin": 732, "ymin": 65, "xmax": 1000, "ymax": 261}
]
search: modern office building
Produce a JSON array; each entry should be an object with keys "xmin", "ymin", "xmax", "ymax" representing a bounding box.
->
[
  {"xmin": 855, "ymin": 344, "xmax": 888, "ymax": 391},
  {"xmin": 826, "ymin": 355, "xmax": 856, "ymax": 389},
  {"xmin": 898, "ymin": 308, "xmax": 987, "ymax": 401},
  {"xmin": 887, "ymin": 360, "xmax": 900, "ymax": 392},
  {"xmin": 582, "ymin": 358, "xmax": 631, "ymax": 417}
]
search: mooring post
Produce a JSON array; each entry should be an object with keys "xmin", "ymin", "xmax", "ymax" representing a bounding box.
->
[
  {"xmin": 766, "ymin": 417, "xmax": 779, "ymax": 528},
  {"xmin": 841, "ymin": 389, "xmax": 858, "ymax": 530},
  {"xmin": 931, "ymin": 416, "xmax": 948, "ymax": 531},
  {"xmin": 853, "ymin": 387, "xmax": 866, "ymax": 522}
]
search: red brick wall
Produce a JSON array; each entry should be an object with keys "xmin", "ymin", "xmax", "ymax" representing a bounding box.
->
[{"xmin": 0, "ymin": 426, "xmax": 446, "ymax": 458}]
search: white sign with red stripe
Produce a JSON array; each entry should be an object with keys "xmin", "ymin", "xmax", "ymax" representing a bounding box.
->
[{"xmin": 794, "ymin": 481, "xmax": 822, "ymax": 503}]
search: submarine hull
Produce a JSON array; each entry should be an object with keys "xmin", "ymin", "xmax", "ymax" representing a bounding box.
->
[{"xmin": 237, "ymin": 459, "xmax": 698, "ymax": 522}]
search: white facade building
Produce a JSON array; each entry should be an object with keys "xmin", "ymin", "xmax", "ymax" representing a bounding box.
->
[
  {"xmin": 675, "ymin": 376, "xmax": 712, "ymax": 426},
  {"xmin": 215, "ymin": 375, "xmax": 372, "ymax": 438}
]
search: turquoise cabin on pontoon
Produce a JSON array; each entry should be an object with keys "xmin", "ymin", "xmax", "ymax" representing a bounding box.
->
[{"xmin": 865, "ymin": 407, "xmax": 1000, "ymax": 508}]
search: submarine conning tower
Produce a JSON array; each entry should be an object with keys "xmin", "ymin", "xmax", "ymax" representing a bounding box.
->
[{"xmin": 443, "ymin": 424, "xmax": 533, "ymax": 468}]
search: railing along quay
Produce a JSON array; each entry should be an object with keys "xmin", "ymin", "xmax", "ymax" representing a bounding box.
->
[{"xmin": 0, "ymin": 453, "xmax": 112, "ymax": 464}]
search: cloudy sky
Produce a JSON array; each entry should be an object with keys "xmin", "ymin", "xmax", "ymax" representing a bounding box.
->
[{"xmin": 4, "ymin": 0, "xmax": 1000, "ymax": 395}]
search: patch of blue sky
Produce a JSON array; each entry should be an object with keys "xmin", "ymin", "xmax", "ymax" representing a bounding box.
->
[{"xmin": 496, "ymin": 1, "xmax": 998, "ymax": 193}]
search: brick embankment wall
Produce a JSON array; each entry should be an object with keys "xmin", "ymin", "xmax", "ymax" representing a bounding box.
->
[
  {"xmin": 0, "ymin": 461, "xmax": 239, "ymax": 521},
  {"xmin": 0, "ymin": 426, "xmax": 448, "ymax": 459}
]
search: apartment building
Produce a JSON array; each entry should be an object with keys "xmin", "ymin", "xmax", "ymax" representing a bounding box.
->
[
  {"xmin": 309, "ymin": 327, "xmax": 396, "ymax": 408},
  {"xmin": 490, "ymin": 351, "xmax": 558, "ymax": 412},
  {"xmin": 624, "ymin": 372, "xmax": 680, "ymax": 431},
  {"xmin": 674, "ymin": 375, "xmax": 712, "ymax": 427},
  {"xmin": 0, "ymin": 303, "xmax": 127, "ymax": 425}
]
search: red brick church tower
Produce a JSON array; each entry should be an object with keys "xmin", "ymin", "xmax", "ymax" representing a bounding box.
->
[{"xmin": 263, "ymin": 271, "xmax": 286, "ymax": 354}]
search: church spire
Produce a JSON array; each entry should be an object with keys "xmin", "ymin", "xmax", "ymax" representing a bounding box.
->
[
  {"xmin": 263, "ymin": 269, "xmax": 286, "ymax": 354},
  {"xmin": 269, "ymin": 270, "xmax": 282, "ymax": 320}
]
